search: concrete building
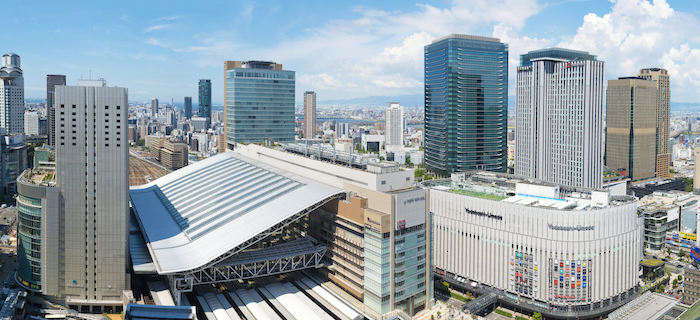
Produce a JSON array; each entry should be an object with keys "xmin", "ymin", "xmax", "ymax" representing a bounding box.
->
[
  {"xmin": 217, "ymin": 133, "xmax": 225, "ymax": 153},
  {"xmin": 24, "ymin": 111, "xmax": 39, "ymax": 136},
  {"xmin": 224, "ymin": 61, "xmax": 295, "ymax": 147},
  {"xmin": 516, "ymin": 48, "xmax": 605, "ymax": 188},
  {"xmin": 639, "ymin": 191, "xmax": 699, "ymax": 251},
  {"xmin": 605, "ymin": 77, "xmax": 657, "ymax": 181},
  {"xmin": 184, "ymin": 96, "xmax": 192, "ymax": 119},
  {"xmin": 190, "ymin": 117, "xmax": 209, "ymax": 131},
  {"xmin": 151, "ymin": 98, "xmax": 158, "ymax": 118},
  {"xmin": 150, "ymin": 138, "xmax": 188, "ymax": 170},
  {"xmin": 47, "ymin": 74, "xmax": 66, "ymax": 147},
  {"xmin": 303, "ymin": 91, "xmax": 316, "ymax": 139},
  {"xmin": 19, "ymin": 80, "xmax": 130, "ymax": 311},
  {"xmin": 337, "ymin": 122, "xmax": 350, "ymax": 139},
  {"xmin": 426, "ymin": 171, "xmax": 642, "ymax": 318},
  {"xmin": 424, "ymin": 35, "xmax": 508, "ymax": 175},
  {"xmin": 385, "ymin": 102, "xmax": 404, "ymax": 147},
  {"xmin": 362, "ymin": 134, "xmax": 385, "ymax": 152},
  {"xmin": 638, "ymin": 68, "xmax": 671, "ymax": 179},
  {"xmin": 0, "ymin": 53, "xmax": 24, "ymax": 134},
  {"xmin": 684, "ymin": 268, "xmax": 700, "ymax": 305},
  {"xmin": 4, "ymin": 133, "xmax": 27, "ymax": 194},
  {"xmin": 198, "ymin": 79, "xmax": 211, "ymax": 118}
]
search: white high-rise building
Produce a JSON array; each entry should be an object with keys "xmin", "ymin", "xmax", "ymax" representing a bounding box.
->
[
  {"xmin": 515, "ymin": 49, "xmax": 605, "ymax": 188},
  {"xmin": 303, "ymin": 91, "xmax": 316, "ymax": 139},
  {"xmin": 24, "ymin": 111, "xmax": 39, "ymax": 136},
  {"xmin": 336, "ymin": 122, "xmax": 350, "ymax": 139},
  {"xmin": 151, "ymin": 98, "xmax": 158, "ymax": 118},
  {"xmin": 385, "ymin": 102, "xmax": 404, "ymax": 147},
  {"xmin": 0, "ymin": 53, "xmax": 24, "ymax": 134},
  {"xmin": 53, "ymin": 80, "xmax": 129, "ymax": 309}
]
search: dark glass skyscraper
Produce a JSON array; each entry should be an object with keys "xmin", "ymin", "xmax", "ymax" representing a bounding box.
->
[
  {"xmin": 424, "ymin": 34, "xmax": 508, "ymax": 175},
  {"xmin": 184, "ymin": 96, "xmax": 192, "ymax": 119},
  {"xmin": 198, "ymin": 79, "xmax": 211, "ymax": 118},
  {"xmin": 46, "ymin": 74, "xmax": 66, "ymax": 147},
  {"xmin": 223, "ymin": 61, "xmax": 295, "ymax": 148}
]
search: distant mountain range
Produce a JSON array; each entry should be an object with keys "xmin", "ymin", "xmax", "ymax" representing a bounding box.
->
[{"xmin": 671, "ymin": 102, "xmax": 700, "ymax": 112}]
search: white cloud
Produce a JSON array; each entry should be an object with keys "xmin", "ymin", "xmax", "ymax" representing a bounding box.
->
[
  {"xmin": 144, "ymin": 25, "xmax": 171, "ymax": 33},
  {"xmin": 145, "ymin": 38, "xmax": 166, "ymax": 47},
  {"xmin": 299, "ymin": 73, "xmax": 355, "ymax": 89},
  {"xmin": 661, "ymin": 44, "xmax": 700, "ymax": 99},
  {"xmin": 171, "ymin": 0, "xmax": 543, "ymax": 99},
  {"xmin": 492, "ymin": 23, "xmax": 551, "ymax": 95},
  {"xmin": 557, "ymin": 0, "xmax": 700, "ymax": 101}
]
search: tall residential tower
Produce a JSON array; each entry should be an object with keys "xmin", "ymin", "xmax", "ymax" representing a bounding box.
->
[
  {"xmin": 638, "ymin": 68, "xmax": 671, "ymax": 179},
  {"xmin": 0, "ymin": 53, "xmax": 24, "ymax": 134},
  {"xmin": 151, "ymin": 98, "xmax": 158, "ymax": 118},
  {"xmin": 198, "ymin": 79, "xmax": 211, "ymax": 118},
  {"xmin": 47, "ymin": 74, "xmax": 67, "ymax": 146},
  {"xmin": 303, "ymin": 91, "xmax": 316, "ymax": 139},
  {"xmin": 385, "ymin": 102, "xmax": 404, "ymax": 147},
  {"xmin": 515, "ymin": 48, "xmax": 605, "ymax": 188},
  {"xmin": 424, "ymin": 34, "xmax": 508, "ymax": 175},
  {"xmin": 223, "ymin": 61, "xmax": 295, "ymax": 148},
  {"xmin": 605, "ymin": 77, "xmax": 657, "ymax": 181}
]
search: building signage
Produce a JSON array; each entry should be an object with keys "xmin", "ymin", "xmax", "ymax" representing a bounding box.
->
[
  {"xmin": 465, "ymin": 208, "xmax": 503, "ymax": 221},
  {"xmin": 555, "ymin": 294, "xmax": 575, "ymax": 299},
  {"xmin": 367, "ymin": 217, "xmax": 380, "ymax": 225},
  {"xmin": 547, "ymin": 223, "xmax": 594, "ymax": 231},
  {"xmin": 681, "ymin": 232, "xmax": 697, "ymax": 241},
  {"xmin": 403, "ymin": 196, "xmax": 425, "ymax": 205},
  {"xmin": 397, "ymin": 219, "xmax": 406, "ymax": 230}
]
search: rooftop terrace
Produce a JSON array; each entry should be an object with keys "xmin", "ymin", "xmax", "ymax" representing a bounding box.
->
[
  {"xmin": 422, "ymin": 171, "xmax": 636, "ymax": 211},
  {"xmin": 18, "ymin": 166, "xmax": 56, "ymax": 187}
]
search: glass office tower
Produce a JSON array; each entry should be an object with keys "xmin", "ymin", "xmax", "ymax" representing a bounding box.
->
[
  {"xmin": 198, "ymin": 79, "xmax": 211, "ymax": 118},
  {"xmin": 224, "ymin": 61, "xmax": 295, "ymax": 148},
  {"xmin": 424, "ymin": 34, "xmax": 508, "ymax": 176}
]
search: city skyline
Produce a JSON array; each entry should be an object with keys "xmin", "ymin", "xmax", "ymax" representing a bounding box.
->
[{"xmin": 6, "ymin": 0, "xmax": 700, "ymax": 105}]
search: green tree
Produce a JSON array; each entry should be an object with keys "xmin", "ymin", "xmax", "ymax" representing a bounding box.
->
[
  {"xmin": 679, "ymin": 249, "xmax": 686, "ymax": 258},
  {"xmin": 431, "ymin": 315, "xmax": 434, "ymax": 320},
  {"xmin": 679, "ymin": 275, "xmax": 683, "ymax": 281},
  {"xmin": 673, "ymin": 279, "xmax": 678, "ymax": 287},
  {"xmin": 137, "ymin": 138, "xmax": 145, "ymax": 146},
  {"xmin": 681, "ymin": 177, "xmax": 694, "ymax": 192},
  {"xmin": 532, "ymin": 312, "xmax": 543, "ymax": 320},
  {"xmin": 667, "ymin": 248, "xmax": 673, "ymax": 256}
]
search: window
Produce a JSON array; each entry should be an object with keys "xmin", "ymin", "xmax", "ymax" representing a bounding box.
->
[{"xmin": 381, "ymin": 181, "xmax": 386, "ymax": 185}]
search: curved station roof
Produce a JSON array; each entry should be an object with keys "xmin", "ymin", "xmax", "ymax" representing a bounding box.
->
[{"xmin": 130, "ymin": 152, "xmax": 343, "ymax": 274}]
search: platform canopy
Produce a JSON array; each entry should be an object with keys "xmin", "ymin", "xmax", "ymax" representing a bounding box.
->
[{"xmin": 130, "ymin": 152, "xmax": 344, "ymax": 274}]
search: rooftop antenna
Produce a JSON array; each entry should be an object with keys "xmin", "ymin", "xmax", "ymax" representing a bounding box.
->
[{"xmin": 89, "ymin": 67, "xmax": 92, "ymax": 80}]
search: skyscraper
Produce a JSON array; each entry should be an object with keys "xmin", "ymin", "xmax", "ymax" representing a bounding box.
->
[
  {"xmin": 638, "ymin": 68, "xmax": 671, "ymax": 179},
  {"xmin": 606, "ymin": 77, "xmax": 657, "ymax": 181},
  {"xmin": 198, "ymin": 79, "xmax": 211, "ymax": 118},
  {"xmin": 515, "ymin": 48, "xmax": 605, "ymax": 188},
  {"xmin": 47, "ymin": 74, "xmax": 67, "ymax": 146},
  {"xmin": 0, "ymin": 53, "xmax": 24, "ymax": 134},
  {"xmin": 303, "ymin": 91, "xmax": 316, "ymax": 139},
  {"xmin": 17, "ymin": 80, "xmax": 129, "ymax": 311},
  {"xmin": 184, "ymin": 96, "xmax": 192, "ymax": 119},
  {"xmin": 24, "ymin": 111, "xmax": 39, "ymax": 136},
  {"xmin": 223, "ymin": 61, "xmax": 295, "ymax": 148},
  {"xmin": 424, "ymin": 34, "xmax": 508, "ymax": 175},
  {"xmin": 385, "ymin": 102, "xmax": 404, "ymax": 147},
  {"xmin": 151, "ymin": 98, "xmax": 158, "ymax": 118}
]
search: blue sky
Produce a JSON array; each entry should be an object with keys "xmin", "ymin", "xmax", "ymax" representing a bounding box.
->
[{"xmin": 9, "ymin": 0, "xmax": 700, "ymax": 104}]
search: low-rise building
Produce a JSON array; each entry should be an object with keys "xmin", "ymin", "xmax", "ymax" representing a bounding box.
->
[{"xmin": 150, "ymin": 138, "xmax": 188, "ymax": 170}]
